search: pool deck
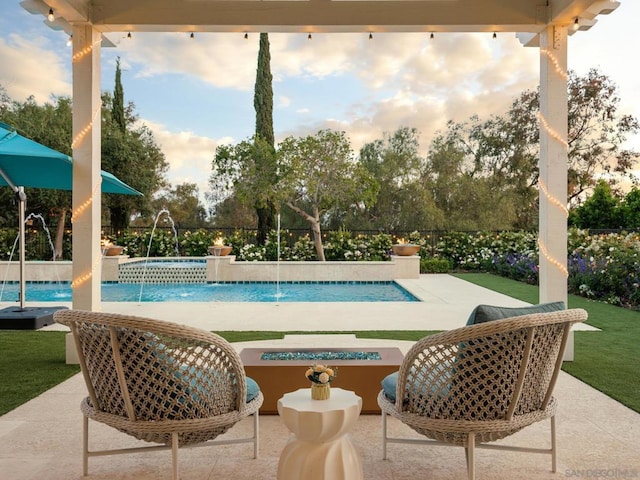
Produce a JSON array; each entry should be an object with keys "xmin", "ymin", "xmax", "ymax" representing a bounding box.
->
[{"xmin": 1, "ymin": 274, "xmax": 637, "ymax": 480}]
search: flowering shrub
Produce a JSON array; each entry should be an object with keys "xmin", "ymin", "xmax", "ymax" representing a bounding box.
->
[
  {"xmin": 567, "ymin": 230, "xmax": 640, "ymax": 308},
  {"xmin": 111, "ymin": 230, "xmax": 180, "ymax": 258},
  {"xmin": 305, "ymin": 364, "xmax": 337, "ymax": 384},
  {"xmin": 180, "ymin": 230, "xmax": 217, "ymax": 256},
  {"xmin": 323, "ymin": 229, "xmax": 392, "ymax": 261},
  {"xmin": 288, "ymin": 234, "xmax": 316, "ymax": 260},
  {"xmin": 431, "ymin": 228, "xmax": 640, "ymax": 309}
]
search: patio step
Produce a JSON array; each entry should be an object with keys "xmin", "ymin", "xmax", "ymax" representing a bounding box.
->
[{"xmin": 118, "ymin": 262, "xmax": 207, "ymax": 284}]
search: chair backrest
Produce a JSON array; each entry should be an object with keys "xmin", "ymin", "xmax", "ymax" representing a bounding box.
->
[
  {"xmin": 55, "ymin": 309, "xmax": 248, "ymax": 422},
  {"xmin": 397, "ymin": 308, "xmax": 587, "ymax": 421}
]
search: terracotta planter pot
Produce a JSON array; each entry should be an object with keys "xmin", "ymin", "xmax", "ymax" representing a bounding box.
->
[
  {"xmin": 391, "ymin": 244, "xmax": 420, "ymax": 256},
  {"xmin": 208, "ymin": 245, "xmax": 232, "ymax": 256}
]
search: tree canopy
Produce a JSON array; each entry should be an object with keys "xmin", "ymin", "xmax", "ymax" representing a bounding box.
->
[
  {"xmin": 101, "ymin": 59, "xmax": 169, "ymax": 232},
  {"xmin": 208, "ymin": 68, "xmax": 639, "ymax": 236},
  {"xmin": 277, "ymin": 130, "xmax": 378, "ymax": 260}
]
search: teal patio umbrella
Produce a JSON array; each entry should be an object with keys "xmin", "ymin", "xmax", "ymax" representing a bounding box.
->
[{"xmin": 0, "ymin": 121, "xmax": 142, "ymax": 314}]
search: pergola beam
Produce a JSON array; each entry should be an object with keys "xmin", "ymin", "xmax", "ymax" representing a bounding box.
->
[{"xmin": 89, "ymin": 0, "xmax": 546, "ymax": 33}]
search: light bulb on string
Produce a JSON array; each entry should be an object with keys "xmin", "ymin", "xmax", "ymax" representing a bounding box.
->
[
  {"xmin": 430, "ymin": 32, "xmax": 434, "ymax": 39},
  {"xmin": 127, "ymin": 32, "xmax": 132, "ymax": 39},
  {"xmin": 244, "ymin": 32, "xmax": 248, "ymax": 39},
  {"xmin": 572, "ymin": 18, "xmax": 580, "ymax": 31},
  {"xmin": 47, "ymin": 8, "xmax": 54, "ymax": 22},
  {"xmin": 190, "ymin": 32, "xmax": 195, "ymax": 39},
  {"xmin": 492, "ymin": 32, "xmax": 497, "ymax": 39},
  {"xmin": 308, "ymin": 33, "xmax": 312, "ymax": 40},
  {"xmin": 369, "ymin": 32, "xmax": 373, "ymax": 40}
]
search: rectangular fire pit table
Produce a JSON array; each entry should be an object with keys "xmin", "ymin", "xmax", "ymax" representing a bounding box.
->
[{"xmin": 240, "ymin": 347, "xmax": 404, "ymax": 414}]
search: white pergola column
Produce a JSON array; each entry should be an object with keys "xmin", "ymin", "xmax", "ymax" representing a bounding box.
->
[
  {"xmin": 539, "ymin": 25, "xmax": 572, "ymax": 358},
  {"xmin": 71, "ymin": 24, "xmax": 102, "ymax": 311}
]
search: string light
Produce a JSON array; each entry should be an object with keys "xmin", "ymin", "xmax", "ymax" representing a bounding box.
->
[
  {"xmin": 538, "ymin": 179, "xmax": 569, "ymax": 216},
  {"xmin": 190, "ymin": 32, "xmax": 195, "ymax": 39},
  {"xmin": 572, "ymin": 18, "xmax": 580, "ymax": 31},
  {"xmin": 430, "ymin": 32, "xmax": 434, "ymax": 39},
  {"xmin": 492, "ymin": 32, "xmax": 497, "ymax": 39},
  {"xmin": 369, "ymin": 32, "xmax": 373, "ymax": 40},
  {"xmin": 538, "ymin": 112, "xmax": 569, "ymax": 149},
  {"xmin": 308, "ymin": 33, "xmax": 312, "ymax": 40},
  {"xmin": 538, "ymin": 238, "xmax": 569, "ymax": 277},
  {"xmin": 72, "ymin": 38, "xmax": 103, "ymax": 63},
  {"xmin": 71, "ymin": 103, "xmax": 102, "ymax": 149},
  {"xmin": 71, "ymin": 179, "xmax": 101, "ymax": 223},
  {"xmin": 66, "ymin": 35, "xmax": 72, "ymax": 47},
  {"xmin": 71, "ymin": 253, "xmax": 103, "ymax": 289},
  {"xmin": 47, "ymin": 8, "xmax": 54, "ymax": 22},
  {"xmin": 540, "ymin": 48, "xmax": 569, "ymax": 81},
  {"xmin": 127, "ymin": 32, "xmax": 132, "ymax": 39},
  {"xmin": 244, "ymin": 32, "xmax": 248, "ymax": 39}
]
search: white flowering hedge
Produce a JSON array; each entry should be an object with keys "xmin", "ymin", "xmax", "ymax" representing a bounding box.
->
[{"xmin": 102, "ymin": 228, "xmax": 640, "ymax": 308}]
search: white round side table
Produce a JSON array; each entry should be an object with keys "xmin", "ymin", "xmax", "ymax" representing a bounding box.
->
[{"xmin": 277, "ymin": 387, "xmax": 364, "ymax": 480}]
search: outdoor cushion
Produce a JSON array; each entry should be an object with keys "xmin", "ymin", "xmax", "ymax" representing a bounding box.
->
[
  {"xmin": 151, "ymin": 341, "xmax": 260, "ymax": 405},
  {"xmin": 245, "ymin": 377, "xmax": 261, "ymax": 402},
  {"xmin": 382, "ymin": 371, "xmax": 399, "ymax": 402},
  {"xmin": 466, "ymin": 301, "xmax": 566, "ymax": 326},
  {"xmin": 381, "ymin": 361, "xmax": 453, "ymax": 403}
]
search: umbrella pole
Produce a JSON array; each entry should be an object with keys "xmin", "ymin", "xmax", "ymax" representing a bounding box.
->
[
  {"xmin": 0, "ymin": 166, "xmax": 27, "ymax": 310},
  {"xmin": 18, "ymin": 187, "xmax": 26, "ymax": 310}
]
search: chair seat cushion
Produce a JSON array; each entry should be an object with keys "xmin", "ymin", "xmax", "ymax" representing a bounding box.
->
[
  {"xmin": 466, "ymin": 301, "xmax": 565, "ymax": 325},
  {"xmin": 245, "ymin": 376, "xmax": 260, "ymax": 403},
  {"xmin": 382, "ymin": 371, "xmax": 399, "ymax": 402}
]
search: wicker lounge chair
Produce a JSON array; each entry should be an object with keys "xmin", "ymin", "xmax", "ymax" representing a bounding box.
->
[
  {"xmin": 378, "ymin": 308, "xmax": 588, "ymax": 480},
  {"xmin": 55, "ymin": 309, "xmax": 263, "ymax": 480}
]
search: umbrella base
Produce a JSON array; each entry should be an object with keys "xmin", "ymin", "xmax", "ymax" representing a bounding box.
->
[{"xmin": 0, "ymin": 306, "xmax": 68, "ymax": 330}]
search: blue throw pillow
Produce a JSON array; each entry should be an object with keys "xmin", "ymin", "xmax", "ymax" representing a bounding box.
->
[{"xmin": 466, "ymin": 301, "xmax": 565, "ymax": 326}]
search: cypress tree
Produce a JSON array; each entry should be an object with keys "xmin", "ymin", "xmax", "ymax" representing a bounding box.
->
[
  {"xmin": 254, "ymin": 33, "xmax": 274, "ymax": 148},
  {"xmin": 112, "ymin": 57, "xmax": 126, "ymax": 134},
  {"xmin": 253, "ymin": 33, "xmax": 276, "ymax": 245}
]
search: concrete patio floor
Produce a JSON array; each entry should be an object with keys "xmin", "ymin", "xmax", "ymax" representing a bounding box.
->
[{"xmin": 1, "ymin": 275, "xmax": 638, "ymax": 479}]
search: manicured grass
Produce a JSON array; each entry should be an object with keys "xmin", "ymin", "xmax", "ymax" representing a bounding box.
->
[
  {"xmin": 455, "ymin": 272, "xmax": 640, "ymax": 413},
  {"xmin": 0, "ymin": 331, "xmax": 80, "ymax": 416}
]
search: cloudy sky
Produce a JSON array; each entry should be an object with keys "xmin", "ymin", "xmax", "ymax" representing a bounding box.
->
[{"xmin": 1, "ymin": 1, "xmax": 638, "ymax": 204}]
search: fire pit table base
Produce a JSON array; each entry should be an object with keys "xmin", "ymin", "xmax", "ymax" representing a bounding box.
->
[{"xmin": 240, "ymin": 347, "xmax": 403, "ymax": 414}]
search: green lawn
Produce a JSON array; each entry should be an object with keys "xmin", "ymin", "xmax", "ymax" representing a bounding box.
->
[
  {"xmin": 0, "ymin": 331, "xmax": 80, "ymax": 416},
  {"xmin": 2, "ymin": 274, "xmax": 638, "ymax": 416},
  {"xmin": 455, "ymin": 273, "xmax": 640, "ymax": 413}
]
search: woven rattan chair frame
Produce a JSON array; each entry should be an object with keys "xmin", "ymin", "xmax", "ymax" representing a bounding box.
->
[
  {"xmin": 378, "ymin": 308, "xmax": 587, "ymax": 480},
  {"xmin": 55, "ymin": 309, "xmax": 263, "ymax": 480}
]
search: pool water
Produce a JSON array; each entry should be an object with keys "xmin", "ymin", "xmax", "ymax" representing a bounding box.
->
[{"xmin": 0, "ymin": 281, "xmax": 419, "ymax": 303}]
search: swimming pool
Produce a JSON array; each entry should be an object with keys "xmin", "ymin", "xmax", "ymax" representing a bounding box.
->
[{"xmin": 0, "ymin": 281, "xmax": 419, "ymax": 302}]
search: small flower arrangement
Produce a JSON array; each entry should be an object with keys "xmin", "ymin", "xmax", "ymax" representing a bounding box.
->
[{"xmin": 305, "ymin": 364, "xmax": 337, "ymax": 385}]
